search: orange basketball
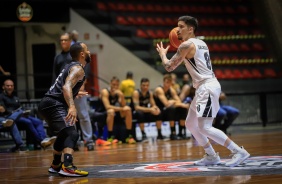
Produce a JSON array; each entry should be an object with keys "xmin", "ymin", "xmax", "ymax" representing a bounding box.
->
[{"xmin": 169, "ymin": 27, "xmax": 182, "ymax": 49}]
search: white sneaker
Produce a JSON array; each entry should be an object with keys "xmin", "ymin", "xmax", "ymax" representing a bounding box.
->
[
  {"xmin": 225, "ymin": 146, "xmax": 250, "ymax": 167},
  {"xmin": 2, "ymin": 119, "xmax": 14, "ymax": 127},
  {"xmin": 194, "ymin": 152, "xmax": 221, "ymax": 166},
  {"xmin": 41, "ymin": 136, "xmax": 57, "ymax": 149}
]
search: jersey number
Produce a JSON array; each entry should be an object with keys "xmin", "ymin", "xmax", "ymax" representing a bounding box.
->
[{"xmin": 204, "ymin": 52, "xmax": 212, "ymax": 70}]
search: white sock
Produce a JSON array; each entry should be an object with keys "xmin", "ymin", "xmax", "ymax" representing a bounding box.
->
[
  {"xmin": 227, "ymin": 141, "xmax": 241, "ymax": 152},
  {"xmin": 204, "ymin": 144, "xmax": 216, "ymax": 156}
]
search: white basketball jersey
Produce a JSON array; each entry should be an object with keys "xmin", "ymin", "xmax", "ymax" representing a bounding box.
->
[{"xmin": 183, "ymin": 38, "xmax": 215, "ymax": 88}]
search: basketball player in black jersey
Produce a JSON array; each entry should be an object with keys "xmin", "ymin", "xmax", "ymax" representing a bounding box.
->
[
  {"xmin": 99, "ymin": 76, "xmax": 136, "ymax": 144},
  {"xmin": 154, "ymin": 74, "xmax": 189, "ymax": 140},
  {"xmin": 132, "ymin": 78, "xmax": 160, "ymax": 142},
  {"xmin": 38, "ymin": 42, "xmax": 91, "ymax": 177}
]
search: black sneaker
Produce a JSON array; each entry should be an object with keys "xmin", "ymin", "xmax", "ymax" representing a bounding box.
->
[
  {"xmin": 170, "ymin": 134, "xmax": 180, "ymax": 140},
  {"xmin": 9, "ymin": 144, "xmax": 28, "ymax": 152},
  {"xmin": 85, "ymin": 141, "xmax": 94, "ymax": 151},
  {"xmin": 157, "ymin": 134, "xmax": 164, "ymax": 140},
  {"xmin": 178, "ymin": 134, "xmax": 191, "ymax": 140}
]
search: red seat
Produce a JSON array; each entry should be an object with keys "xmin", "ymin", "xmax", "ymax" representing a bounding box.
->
[
  {"xmin": 225, "ymin": 6, "xmax": 235, "ymax": 14},
  {"xmin": 264, "ymin": 68, "xmax": 277, "ymax": 78},
  {"xmin": 146, "ymin": 30, "xmax": 158, "ymax": 38},
  {"xmin": 136, "ymin": 4, "xmax": 146, "ymax": 12},
  {"xmin": 155, "ymin": 17, "xmax": 166, "ymax": 26},
  {"xmin": 230, "ymin": 43, "xmax": 240, "ymax": 52},
  {"xmin": 224, "ymin": 69, "xmax": 235, "ymax": 79},
  {"xmin": 252, "ymin": 43, "xmax": 264, "ymax": 51},
  {"xmin": 240, "ymin": 43, "xmax": 251, "ymax": 51},
  {"xmin": 136, "ymin": 29, "xmax": 148, "ymax": 38},
  {"xmin": 154, "ymin": 4, "xmax": 163, "ymax": 12},
  {"xmin": 242, "ymin": 69, "xmax": 253, "ymax": 79},
  {"xmin": 164, "ymin": 17, "xmax": 175, "ymax": 26},
  {"xmin": 145, "ymin": 4, "xmax": 155, "ymax": 12},
  {"xmin": 145, "ymin": 17, "xmax": 156, "ymax": 26},
  {"xmin": 126, "ymin": 4, "xmax": 136, "ymax": 12},
  {"xmin": 226, "ymin": 18, "xmax": 236, "ymax": 26},
  {"xmin": 214, "ymin": 69, "xmax": 226, "ymax": 79},
  {"xmin": 238, "ymin": 18, "xmax": 250, "ymax": 26},
  {"xmin": 233, "ymin": 69, "xmax": 243, "ymax": 79},
  {"xmin": 155, "ymin": 30, "xmax": 167, "ymax": 38},
  {"xmin": 126, "ymin": 16, "xmax": 135, "ymax": 25},
  {"xmin": 251, "ymin": 69, "xmax": 263, "ymax": 78},
  {"xmin": 136, "ymin": 16, "xmax": 146, "ymax": 25},
  {"xmin": 108, "ymin": 2, "xmax": 118, "ymax": 11},
  {"xmin": 97, "ymin": 2, "xmax": 107, "ymax": 11},
  {"xmin": 116, "ymin": 3, "xmax": 127, "ymax": 11},
  {"xmin": 116, "ymin": 16, "xmax": 129, "ymax": 25}
]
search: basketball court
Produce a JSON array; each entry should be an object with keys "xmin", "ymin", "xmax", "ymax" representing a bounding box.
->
[{"xmin": 1, "ymin": 123, "xmax": 282, "ymax": 183}]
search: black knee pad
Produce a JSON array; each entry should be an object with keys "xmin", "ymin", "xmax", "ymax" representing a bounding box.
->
[
  {"xmin": 53, "ymin": 126, "xmax": 79, "ymax": 151},
  {"xmin": 64, "ymin": 127, "xmax": 79, "ymax": 149}
]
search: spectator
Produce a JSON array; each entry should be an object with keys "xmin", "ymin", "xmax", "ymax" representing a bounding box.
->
[
  {"xmin": 0, "ymin": 79, "xmax": 55, "ymax": 149},
  {"xmin": 120, "ymin": 71, "xmax": 135, "ymax": 105},
  {"xmin": 171, "ymin": 73, "xmax": 181, "ymax": 94},
  {"xmin": 70, "ymin": 30, "xmax": 79, "ymax": 45},
  {"xmin": 99, "ymin": 76, "xmax": 136, "ymax": 144},
  {"xmin": 153, "ymin": 74, "xmax": 189, "ymax": 140},
  {"xmin": 52, "ymin": 33, "xmax": 72, "ymax": 84},
  {"xmin": 213, "ymin": 92, "xmax": 239, "ymax": 134},
  {"xmin": 0, "ymin": 103, "xmax": 27, "ymax": 152},
  {"xmin": 179, "ymin": 74, "xmax": 192, "ymax": 89},
  {"xmin": 132, "ymin": 78, "xmax": 160, "ymax": 142}
]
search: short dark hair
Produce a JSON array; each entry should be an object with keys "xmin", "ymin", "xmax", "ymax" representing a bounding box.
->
[
  {"xmin": 70, "ymin": 42, "xmax": 83, "ymax": 60},
  {"xmin": 178, "ymin": 16, "xmax": 198, "ymax": 33},
  {"xmin": 111, "ymin": 76, "xmax": 120, "ymax": 82},
  {"xmin": 140, "ymin": 78, "xmax": 149, "ymax": 84},
  {"xmin": 126, "ymin": 71, "xmax": 133, "ymax": 78}
]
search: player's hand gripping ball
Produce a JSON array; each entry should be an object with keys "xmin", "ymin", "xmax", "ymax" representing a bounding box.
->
[{"xmin": 169, "ymin": 27, "xmax": 183, "ymax": 49}]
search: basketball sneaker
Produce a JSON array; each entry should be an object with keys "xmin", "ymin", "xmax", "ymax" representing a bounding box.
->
[
  {"xmin": 107, "ymin": 136, "xmax": 121, "ymax": 144},
  {"xmin": 225, "ymin": 146, "xmax": 250, "ymax": 167},
  {"xmin": 96, "ymin": 138, "xmax": 111, "ymax": 146},
  {"xmin": 48, "ymin": 162, "xmax": 62, "ymax": 173},
  {"xmin": 2, "ymin": 119, "xmax": 14, "ymax": 127},
  {"xmin": 58, "ymin": 163, "xmax": 88, "ymax": 177},
  {"xmin": 126, "ymin": 135, "xmax": 136, "ymax": 144},
  {"xmin": 194, "ymin": 152, "xmax": 221, "ymax": 166},
  {"xmin": 41, "ymin": 136, "xmax": 57, "ymax": 149}
]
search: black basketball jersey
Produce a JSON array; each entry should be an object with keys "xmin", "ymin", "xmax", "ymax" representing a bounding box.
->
[
  {"xmin": 138, "ymin": 89, "xmax": 150, "ymax": 107},
  {"xmin": 154, "ymin": 86, "xmax": 173, "ymax": 109},
  {"xmin": 45, "ymin": 61, "xmax": 85, "ymax": 103},
  {"xmin": 98, "ymin": 88, "xmax": 119, "ymax": 112}
]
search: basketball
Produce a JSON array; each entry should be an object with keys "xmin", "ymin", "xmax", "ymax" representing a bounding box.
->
[{"xmin": 169, "ymin": 27, "xmax": 182, "ymax": 49}]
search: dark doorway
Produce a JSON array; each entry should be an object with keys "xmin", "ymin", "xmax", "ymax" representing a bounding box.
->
[
  {"xmin": 32, "ymin": 44, "xmax": 55, "ymax": 98},
  {"xmin": 0, "ymin": 27, "xmax": 16, "ymax": 85}
]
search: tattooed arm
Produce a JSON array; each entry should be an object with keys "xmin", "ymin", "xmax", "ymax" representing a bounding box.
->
[
  {"xmin": 63, "ymin": 65, "xmax": 84, "ymax": 125},
  {"xmin": 156, "ymin": 41, "xmax": 194, "ymax": 72}
]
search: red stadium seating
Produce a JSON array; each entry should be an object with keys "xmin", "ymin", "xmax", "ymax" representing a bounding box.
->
[{"xmin": 264, "ymin": 68, "xmax": 277, "ymax": 78}]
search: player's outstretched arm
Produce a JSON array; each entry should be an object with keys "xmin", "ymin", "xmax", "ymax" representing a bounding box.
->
[{"xmin": 156, "ymin": 41, "xmax": 192, "ymax": 72}]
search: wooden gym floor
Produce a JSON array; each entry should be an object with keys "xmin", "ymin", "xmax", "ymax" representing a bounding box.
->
[{"xmin": 0, "ymin": 123, "xmax": 282, "ymax": 184}]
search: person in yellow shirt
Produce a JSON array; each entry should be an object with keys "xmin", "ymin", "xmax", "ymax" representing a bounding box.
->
[{"xmin": 120, "ymin": 71, "xmax": 136, "ymax": 104}]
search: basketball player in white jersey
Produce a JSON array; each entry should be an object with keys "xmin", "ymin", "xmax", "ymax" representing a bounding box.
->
[{"xmin": 156, "ymin": 16, "xmax": 250, "ymax": 167}]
